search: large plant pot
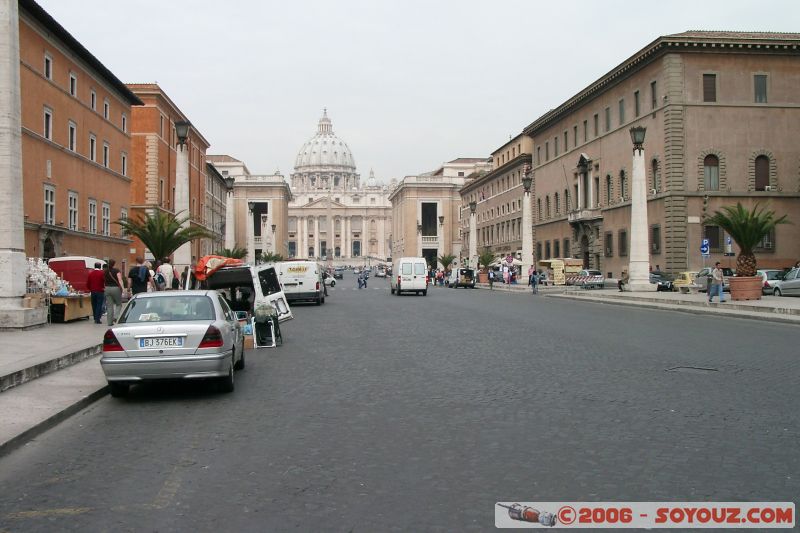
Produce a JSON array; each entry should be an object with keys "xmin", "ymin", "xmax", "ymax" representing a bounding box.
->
[
  {"xmin": 478, "ymin": 271, "xmax": 488, "ymax": 283},
  {"xmin": 729, "ymin": 276, "xmax": 762, "ymax": 301}
]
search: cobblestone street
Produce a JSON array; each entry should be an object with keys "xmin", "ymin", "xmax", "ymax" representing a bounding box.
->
[{"xmin": 1, "ymin": 278, "xmax": 797, "ymax": 530}]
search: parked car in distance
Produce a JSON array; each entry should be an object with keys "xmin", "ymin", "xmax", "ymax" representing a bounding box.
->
[
  {"xmin": 672, "ymin": 271, "xmax": 696, "ymax": 291},
  {"xmin": 757, "ymin": 269, "xmax": 785, "ymax": 295},
  {"xmin": 323, "ymin": 273, "xmax": 335, "ymax": 287},
  {"xmin": 576, "ymin": 269, "xmax": 605, "ymax": 289},
  {"xmin": 353, "ymin": 268, "xmax": 360, "ymax": 275},
  {"xmin": 278, "ymin": 260, "xmax": 326, "ymax": 305},
  {"xmin": 772, "ymin": 267, "xmax": 800, "ymax": 297},
  {"xmin": 449, "ymin": 268, "xmax": 476, "ymax": 289},
  {"xmin": 650, "ymin": 271, "xmax": 674, "ymax": 292},
  {"xmin": 333, "ymin": 267, "xmax": 344, "ymax": 280},
  {"xmin": 375, "ymin": 267, "xmax": 387, "ymax": 278},
  {"xmin": 100, "ymin": 290, "xmax": 245, "ymax": 397}
]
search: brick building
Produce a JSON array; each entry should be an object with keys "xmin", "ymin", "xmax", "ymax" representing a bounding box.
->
[
  {"xmin": 127, "ymin": 83, "xmax": 211, "ymax": 266},
  {"xmin": 19, "ymin": 0, "xmax": 142, "ymax": 263}
]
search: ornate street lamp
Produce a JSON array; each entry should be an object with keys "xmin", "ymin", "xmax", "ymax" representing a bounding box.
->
[
  {"xmin": 522, "ymin": 163, "xmax": 533, "ymax": 192},
  {"xmin": 438, "ymin": 215, "xmax": 444, "ymax": 226},
  {"xmin": 417, "ymin": 221, "xmax": 422, "ymax": 234},
  {"xmin": 271, "ymin": 224, "xmax": 277, "ymax": 233},
  {"xmin": 247, "ymin": 201, "xmax": 255, "ymax": 213},
  {"xmin": 629, "ymin": 126, "xmax": 646, "ymax": 153},
  {"xmin": 175, "ymin": 120, "xmax": 191, "ymax": 147},
  {"xmin": 469, "ymin": 200, "xmax": 477, "ymax": 214},
  {"xmin": 224, "ymin": 176, "xmax": 235, "ymax": 190}
]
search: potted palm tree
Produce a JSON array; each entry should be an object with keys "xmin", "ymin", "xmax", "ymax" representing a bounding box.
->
[
  {"xmin": 705, "ymin": 202, "xmax": 789, "ymax": 301},
  {"xmin": 477, "ymin": 249, "xmax": 495, "ymax": 284},
  {"xmin": 116, "ymin": 211, "xmax": 212, "ymax": 261},
  {"xmin": 437, "ymin": 253, "xmax": 456, "ymax": 274}
]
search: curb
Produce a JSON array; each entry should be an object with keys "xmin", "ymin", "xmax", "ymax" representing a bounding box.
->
[
  {"xmin": 549, "ymin": 293, "xmax": 800, "ymax": 325},
  {"xmin": 0, "ymin": 344, "xmax": 102, "ymax": 393},
  {"xmin": 0, "ymin": 384, "xmax": 108, "ymax": 458}
]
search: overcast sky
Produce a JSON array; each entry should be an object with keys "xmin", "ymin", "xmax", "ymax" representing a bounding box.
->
[{"xmin": 36, "ymin": 0, "xmax": 800, "ymax": 182}]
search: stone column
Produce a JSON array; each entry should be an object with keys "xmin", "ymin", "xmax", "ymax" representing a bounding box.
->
[
  {"xmin": 314, "ymin": 217, "xmax": 320, "ymax": 259},
  {"xmin": 627, "ymin": 134, "xmax": 656, "ymax": 292},
  {"xmin": 587, "ymin": 166, "xmax": 594, "ymax": 208},
  {"xmin": 224, "ymin": 184, "xmax": 235, "ymax": 249},
  {"xmin": 344, "ymin": 217, "xmax": 350, "ymax": 259},
  {"xmin": 577, "ymin": 175, "xmax": 583, "ymax": 211},
  {"xmin": 522, "ymin": 189, "xmax": 533, "ymax": 278},
  {"xmin": 246, "ymin": 205, "xmax": 255, "ymax": 264},
  {"xmin": 173, "ymin": 143, "xmax": 191, "ymax": 270},
  {"xmin": 300, "ymin": 217, "xmax": 306, "ymax": 258},
  {"xmin": 0, "ymin": 0, "xmax": 45, "ymax": 327},
  {"xmin": 469, "ymin": 209, "xmax": 477, "ymax": 269}
]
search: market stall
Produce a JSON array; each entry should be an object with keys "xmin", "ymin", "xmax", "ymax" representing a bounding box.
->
[{"xmin": 49, "ymin": 295, "xmax": 92, "ymax": 322}]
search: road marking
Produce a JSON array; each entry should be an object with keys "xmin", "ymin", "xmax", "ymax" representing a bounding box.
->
[{"xmin": 5, "ymin": 507, "xmax": 92, "ymax": 519}]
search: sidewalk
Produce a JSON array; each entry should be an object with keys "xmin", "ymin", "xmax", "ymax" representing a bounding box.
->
[{"xmin": 0, "ymin": 319, "xmax": 107, "ymax": 456}]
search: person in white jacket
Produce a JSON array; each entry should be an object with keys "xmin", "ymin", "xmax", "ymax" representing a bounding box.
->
[{"xmin": 156, "ymin": 257, "xmax": 174, "ymax": 290}]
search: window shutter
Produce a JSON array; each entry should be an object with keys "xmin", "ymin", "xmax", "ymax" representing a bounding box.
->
[{"xmin": 703, "ymin": 74, "xmax": 716, "ymax": 102}]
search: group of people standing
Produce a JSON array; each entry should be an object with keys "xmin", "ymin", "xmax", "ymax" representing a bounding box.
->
[{"xmin": 86, "ymin": 256, "xmax": 183, "ymax": 325}]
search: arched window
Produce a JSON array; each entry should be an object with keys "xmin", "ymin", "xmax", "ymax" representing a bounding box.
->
[
  {"xmin": 606, "ymin": 175, "xmax": 612, "ymax": 205},
  {"xmin": 564, "ymin": 189, "xmax": 570, "ymax": 211},
  {"xmin": 554, "ymin": 192, "xmax": 560, "ymax": 215},
  {"xmin": 755, "ymin": 155, "xmax": 769, "ymax": 191},
  {"xmin": 620, "ymin": 170, "xmax": 627, "ymax": 199},
  {"xmin": 537, "ymin": 199, "xmax": 542, "ymax": 221},
  {"xmin": 651, "ymin": 158, "xmax": 660, "ymax": 192},
  {"xmin": 704, "ymin": 155, "xmax": 719, "ymax": 191},
  {"xmin": 545, "ymin": 196, "xmax": 551, "ymax": 218}
]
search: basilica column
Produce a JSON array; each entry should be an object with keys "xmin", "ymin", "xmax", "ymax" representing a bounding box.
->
[
  {"xmin": 344, "ymin": 217, "xmax": 350, "ymax": 259},
  {"xmin": 299, "ymin": 217, "xmax": 306, "ymax": 258},
  {"xmin": 314, "ymin": 217, "xmax": 320, "ymax": 259}
]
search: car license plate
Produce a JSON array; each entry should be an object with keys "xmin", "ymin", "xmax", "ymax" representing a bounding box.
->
[{"xmin": 139, "ymin": 337, "xmax": 183, "ymax": 348}]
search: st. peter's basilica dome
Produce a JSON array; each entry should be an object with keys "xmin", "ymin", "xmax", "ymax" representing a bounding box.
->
[{"xmin": 294, "ymin": 109, "xmax": 356, "ymax": 171}]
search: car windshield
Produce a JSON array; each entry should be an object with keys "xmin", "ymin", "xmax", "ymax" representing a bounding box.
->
[
  {"xmin": 118, "ymin": 295, "xmax": 215, "ymax": 323},
  {"xmin": 765, "ymin": 271, "xmax": 783, "ymax": 280}
]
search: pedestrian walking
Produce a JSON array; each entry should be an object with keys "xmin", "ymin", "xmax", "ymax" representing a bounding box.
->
[
  {"xmin": 103, "ymin": 259, "xmax": 124, "ymax": 325},
  {"xmin": 488, "ymin": 269, "xmax": 495, "ymax": 290},
  {"xmin": 709, "ymin": 261, "xmax": 725, "ymax": 303},
  {"xmin": 87, "ymin": 262, "xmax": 106, "ymax": 324},
  {"xmin": 128, "ymin": 257, "xmax": 153, "ymax": 295},
  {"xmin": 156, "ymin": 257, "xmax": 174, "ymax": 290},
  {"xmin": 530, "ymin": 270, "xmax": 539, "ymax": 294}
]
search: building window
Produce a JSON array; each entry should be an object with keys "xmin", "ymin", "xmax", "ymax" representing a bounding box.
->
[
  {"xmin": 103, "ymin": 142, "xmax": 110, "ymax": 168},
  {"xmin": 604, "ymin": 232, "xmax": 613, "ymax": 257},
  {"xmin": 573, "ymin": 126, "xmax": 577, "ymax": 147},
  {"xmin": 44, "ymin": 185, "xmax": 55, "ymax": 225},
  {"xmin": 43, "ymin": 107, "xmax": 52, "ymax": 140},
  {"xmin": 754, "ymin": 74, "xmax": 768, "ymax": 103},
  {"xmin": 554, "ymin": 137, "xmax": 559, "ymax": 157},
  {"xmin": 102, "ymin": 202, "xmax": 110, "ymax": 236},
  {"xmin": 563, "ymin": 238, "xmax": 570, "ymax": 258},
  {"xmin": 703, "ymin": 73, "xmax": 717, "ymax": 102},
  {"xmin": 44, "ymin": 53, "xmax": 52, "ymax": 80},
  {"xmin": 564, "ymin": 131, "xmax": 569, "ymax": 152},
  {"xmin": 620, "ymin": 170, "xmax": 627, "ymax": 200},
  {"xmin": 651, "ymin": 80, "xmax": 657, "ymax": 109},
  {"xmin": 103, "ymin": 99, "xmax": 109, "ymax": 120},
  {"xmin": 90, "ymin": 90, "xmax": 96, "ymax": 110},
  {"xmin": 89, "ymin": 134, "xmax": 96, "ymax": 162},
  {"xmin": 119, "ymin": 208, "xmax": 128, "ymax": 237},
  {"xmin": 583, "ymin": 120, "xmax": 588, "ymax": 143},
  {"xmin": 545, "ymin": 241, "xmax": 551, "ymax": 259},
  {"xmin": 605, "ymin": 107, "xmax": 611, "ymax": 132},
  {"xmin": 703, "ymin": 155, "xmax": 720, "ymax": 191},
  {"xmin": 69, "ymin": 73, "xmax": 77, "ymax": 97},
  {"xmin": 651, "ymin": 159, "xmax": 660, "ymax": 192},
  {"xmin": 704, "ymin": 225, "xmax": 721, "ymax": 251},
  {"xmin": 457, "ymin": 171, "xmax": 464, "ymax": 176},
  {"xmin": 634, "ymin": 90, "xmax": 640, "ymax": 117},
  {"xmin": 755, "ymin": 228, "xmax": 775, "ymax": 251},
  {"xmin": 68, "ymin": 191, "xmax": 78, "ymax": 231},
  {"xmin": 554, "ymin": 240, "xmax": 560, "ymax": 258},
  {"xmin": 160, "ymin": 115, "xmax": 164, "ymax": 137},
  {"xmin": 121, "ymin": 113, "xmax": 127, "ymax": 133},
  {"xmin": 88, "ymin": 200, "xmax": 97, "ymax": 233},
  {"xmin": 618, "ymin": 229, "xmax": 628, "ymax": 257},
  {"xmin": 606, "ymin": 175, "xmax": 612, "ymax": 205},
  {"xmin": 121, "ymin": 152, "xmax": 128, "ymax": 176},
  {"xmin": 545, "ymin": 196, "xmax": 551, "ymax": 218},
  {"xmin": 593, "ymin": 113, "xmax": 599, "ymax": 137},
  {"xmin": 564, "ymin": 189, "xmax": 570, "ymax": 211},
  {"xmin": 651, "ymin": 225, "xmax": 661, "ymax": 254},
  {"xmin": 536, "ymin": 242, "xmax": 542, "ymax": 261},
  {"xmin": 754, "ymin": 155, "xmax": 769, "ymax": 191},
  {"xmin": 68, "ymin": 121, "xmax": 76, "ymax": 151},
  {"xmin": 554, "ymin": 192, "xmax": 560, "ymax": 215},
  {"xmin": 545, "ymin": 142, "xmax": 549, "ymax": 161},
  {"xmin": 536, "ymin": 146, "xmax": 541, "ymax": 165},
  {"xmin": 618, "ymin": 99, "xmax": 625, "ymax": 125},
  {"xmin": 537, "ymin": 198, "xmax": 542, "ymax": 221}
]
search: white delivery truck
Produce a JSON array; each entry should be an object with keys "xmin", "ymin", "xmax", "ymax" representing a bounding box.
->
[
  {"xmin": 390, "ymin": 257, "xmax": 429, "ymax": 296},
  {"xmin": 203, "ymin": 263, "xmax": 293, "ymax": 323},
  {"xmin": 276, "ymin": 260, "xmax": 326, "ymax": 305}
]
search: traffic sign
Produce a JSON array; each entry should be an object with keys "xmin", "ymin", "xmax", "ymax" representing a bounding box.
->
[
  {"xmin": 702, "ymin": 238, "xmax": 709, "ymax": 247},
  {"xmin": 700, "ymin": 244, "xmax": 709, "ymax": 255}
]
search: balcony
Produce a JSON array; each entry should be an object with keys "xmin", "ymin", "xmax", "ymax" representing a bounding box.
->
[
  {"xmin": 567, "ymin": 208, "xmax": 603, "ymax": 223},
  {"xmin": 421, "ymin": 235, "xmax": 439, "ymax": 246},
  {"xmin": 254, "ymin": 236, "xmax": 262, "ymax": 245}
]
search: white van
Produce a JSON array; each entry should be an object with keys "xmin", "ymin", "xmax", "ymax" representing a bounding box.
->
[
  {"xmin": 277, "ymin": 260, "xmax": 326, "ymax": 305},
  {"xmin": 390, "ymin": 257, "xmax": 429, "ymax": 296},
  {"xmin": 203, "ymin": 263, "xmax": 293, "ymax": 322}
]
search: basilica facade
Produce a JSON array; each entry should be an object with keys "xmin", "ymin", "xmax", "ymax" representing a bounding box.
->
[{"xmin": 287, "ymin": 110, "xmax": 393, "ymax": 264}]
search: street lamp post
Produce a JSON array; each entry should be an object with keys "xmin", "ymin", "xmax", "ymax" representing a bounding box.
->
[
  {"xmin": 468, "ymin": 201, "xmax": 477, "ymax": 269},
  {"xmin": 173, "ymin": 120, "xmax": 192, "ymax": 272},
  {"xmin": 271, "ymin": 223, "xmax": 277, "ymax": 255},
  {"xmin": 224, "ymin": 176, "xmax": 235, "ymax": 249},
  {"xmin": 437, "ymin": 215, "xmax": 444, "ymax": 268},
  {"xmin": 247, "ymin": 201, "xmax": 255, "ymax": 264},
  {"xmin": 521, "ymin": 163, "xmax": 533, "ymax": 280},
  {"xmin": 626, "ymin": 126, "xmax": 656, "ymax": 292}
]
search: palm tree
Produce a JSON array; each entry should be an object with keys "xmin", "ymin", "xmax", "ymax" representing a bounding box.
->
[
  {"xmin": 478, "ymin": 248, "xmax": 495, "ymax": 272},
  {"xmin": 116, "ymin": 211, "xmax": 212, "ymax": 262},
  {"xmin": 215, "ymin": 246, "xmax": 248, "ymax": 259},
  {"xmin": 705, "ymin": 202, "xmax": 789, "ymax": 276},
  {"xmin": 259, "ymin": 251, "xmax": 284, "ymax": 263},
  {"xmin": 437, "ymin": 253, "xmax": 457, "ymax": 273}
]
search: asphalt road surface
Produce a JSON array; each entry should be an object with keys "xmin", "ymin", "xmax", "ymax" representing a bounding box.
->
[{"xmin": 1, "ymin": 275, "xmax": 797, "ymax": 531}]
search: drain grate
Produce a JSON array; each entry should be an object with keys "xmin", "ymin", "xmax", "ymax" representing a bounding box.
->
[{"xmin": 666, "ymin": 366, "xmax": 719, "ymax": 374}]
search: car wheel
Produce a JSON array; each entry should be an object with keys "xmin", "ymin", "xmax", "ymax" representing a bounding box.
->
[
  {"xmin": 396, "ymin": 286, "xmax": 401, "ymax": 296},
  {"xmin": 422, "ymin": 289, "xmax": 427, "ymax": 296},
  {"xmin": 773, "ymin": 288, "xmax": 782, "ymax": 297},
  {"xmin": 330, "ymin": 280, "xmax": 335, "ymax": 287},
  {"xmin": 316, "ymin": 294, "xmax": 322, "ymax": 306},
  {"xmin": 234, "ymin": 344, "xmax": 245, "ymax": 370},
  {"xmin": 218, "ymin": 359, "xmax": 235, "ymax": 393},
  {"xmin": 390, "ymin": 287, "xmax": 395, "ymax": 294},
  {"xmin": 108, "ymin": 382, "xmax": 129, "ymax": 398}
]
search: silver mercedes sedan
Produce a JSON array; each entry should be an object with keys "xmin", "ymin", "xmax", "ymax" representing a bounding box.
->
[{"xmin": 100, "ymin": 290, "xmax": 245, "ymax": 397}]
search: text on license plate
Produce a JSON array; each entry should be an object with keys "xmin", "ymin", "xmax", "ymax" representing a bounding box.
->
[{"xmin": 139, "ymin": 337, "xmax": 183, "ymax": 348}]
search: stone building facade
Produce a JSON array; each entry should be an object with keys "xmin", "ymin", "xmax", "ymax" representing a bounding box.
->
[
  {"xmin": 19, "ymin": 0, "xmax": 142, "ymax": 264},
  {"xmin": 460, "ymin": 136, "xmax": 533, "ymax": 261},
  {"xmin": 127, "ymin": 83, "xmax": 211, "ymax": 267},
  {"xmin": 524, "ymin": 31, "xmax": 800, "ymax": 276},
  {"xmin": 391, "ymin": 158, "xmax": 491, "ymax": 267},
  {"xmin": 287, "ymin": 110, "xmax": 392, "ymax": 265}
]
